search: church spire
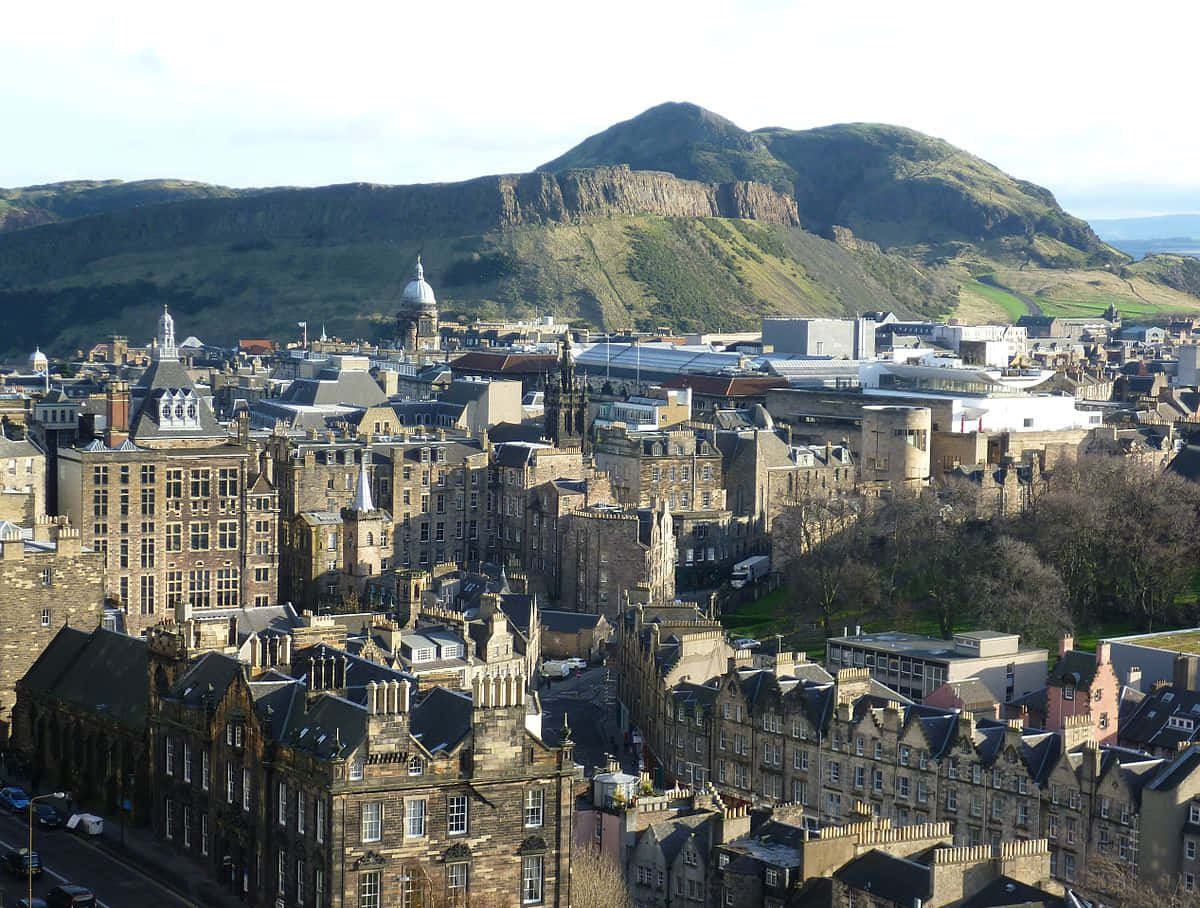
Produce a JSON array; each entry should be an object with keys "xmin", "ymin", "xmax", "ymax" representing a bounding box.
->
[
  {"xmin": 352, "ymin": 458, "xmax": 374, "ymax": 512},
  {"xmin": 157, "ymin": 305, "xmax": 178, "ymax": 361}
]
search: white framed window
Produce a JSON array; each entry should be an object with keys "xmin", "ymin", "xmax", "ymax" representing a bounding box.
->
[
  {"xmin": 165, "ymin": 799, "xmax": 175, "ymax": 840},
  {"xmin": 278, "ymin": 782, "xmax": 288, "ymax": 826},
  {"xmin": 350, "ymin": 755, "xmax": 365, "ymax": 781},
  {"xmin": 406, "ymin": 798, "xmax": 426, "ymax": 838},
  {"xmin": 201, "ymin": 751, "xmax": 209, "ymax": 791},
  {"xmin": 524, "ymin": 789, "xmax": 544, "ymax": 827},
  {"xmin": 296, "ymin": 858, "xmax": 305, "ymax": 905},
  {"xmin": 522, "ymin": 854, "xmax": 544, "ymax": 904},
  {"xmin": 165, "ymin": 736, "xmax": 175, "ymax": 776},
  {"xmin": 448, "ymin": 862, "xmax": 469, "ymax": 904},
  {"xmin": 183, "ymin": 806, "xmax": 191, "ymax": 848},
  {"xmin": 765, "ymin": 868, "xmax": 778, "ymax": 886},
  {"xmin": 448, "ymin": 794, "xmax": 468, "ymax": 835},
  {"xmin": 316, "ymin": 799, "xmax": 325, "ymax": 844},
  {"xmin": 201, "ymin": 813, "xmax": 209, "ymax": 855},
  {"xmin": 226, "ymin": 764, "xmax": 235, "ymax": 804},
  {"xmin": 362, "ymin": 801, "xmax": 382, "ymax": 842},
  {"xmin": 316, "ymin": 868, "xmax": 325, "ymax": 905},
  {"xmin": 1189, "ymin": 839, "xmax": 1198, "ymax": 861},
  {"xmin": 278, "ymin": 850, "xmax": 287, "ymax": 895},
  {"xmin": 183, "ymin": 741, "xmax": 191, "ymax": 783},
  {"xmin": 409, "ymin": 755, "xmax": 424, "ymax": 776},
  {"xmin": 297, "ymin": 791, "xmax": 305, "ymax": 835},
  {"xmin": 243, "ymin": 768, "xmax": 251, "ymax": 812}
]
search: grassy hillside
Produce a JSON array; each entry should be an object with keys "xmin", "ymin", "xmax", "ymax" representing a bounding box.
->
[
  {"xmin": 542, "ymin": 103, "xmax": 1121, "ymax": 268},
  {"xmin": 0, "ymin": 215, "xmax": 956, "ymax": 355},
  {"xmin": 0, "ymin": 179, "xmax": 260, "ymax": 232}
]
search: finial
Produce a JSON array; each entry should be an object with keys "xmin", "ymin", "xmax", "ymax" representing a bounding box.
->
[{"xmin": 415, "ymin": 255, "xmax": 424, "ymax": 282}]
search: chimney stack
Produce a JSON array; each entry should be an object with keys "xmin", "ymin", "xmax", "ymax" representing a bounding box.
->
[
  {"xmin": 105, "ymin": 380, "xmax": 130, "ymax": 446},
  {"xmin": 1059, "ymin": 634, "xmax": 1074, "ymax": 658}
]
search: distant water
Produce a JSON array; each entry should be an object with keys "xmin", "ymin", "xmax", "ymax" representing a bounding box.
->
[{"xmin": 1107, "ymin": 238, "xmax": 1200, "ymax": 261}]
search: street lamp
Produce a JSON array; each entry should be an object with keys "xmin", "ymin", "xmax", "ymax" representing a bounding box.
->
[{"xmin": 29, "ymin": 791, "xmax": 66, "ymax": 906}]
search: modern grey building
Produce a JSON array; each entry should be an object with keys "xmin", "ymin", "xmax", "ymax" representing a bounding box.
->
[
  {"xmin": 824, "ymin": 629, "xmax": 1047, "ymax": 703},
  {"xmin": 761, "ymin": 317, "xmax": 875, "ymax": 359}
]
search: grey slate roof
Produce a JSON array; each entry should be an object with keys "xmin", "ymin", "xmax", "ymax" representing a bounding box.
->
[
  {"xmin": 20, "ymin": 626, "xmax": 148, "ymax": 730},
  {"xmin": 834, "ymin": 849, "xmax": 932, "ymax": 903},
  {"xmin": 410, "ymin": 687, "xmax": 474, "ymax": 755},
  {"xmin": 540, "ymin": 610, "xmax": 603, "ymax": 634}
]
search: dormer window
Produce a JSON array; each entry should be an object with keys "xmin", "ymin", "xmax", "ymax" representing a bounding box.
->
[
  {"xmin": 349, "ymin": 755, "xmax": 364, "ymax": 781},
  {"xmin": 161, "ymin": 404, "xmax": 171, "ymax": 420},
  {"xmin": 409, "ymin": 756, "xmax": 424, "ymax": 776},
  {"xmin": 1063, "ymin": 684, "xmax": 1075, "ymax": 701},
  {"xmin": 175, "ymin": 405, "xmax": 184, "ymax": 419}
]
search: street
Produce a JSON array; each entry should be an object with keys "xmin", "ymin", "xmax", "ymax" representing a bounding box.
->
[
  {"xmin": 539, "ymin": 665, "xmax": 634, "ymax": 776},
  {"xmin": 0, "ymin": 806, "xmax": 192, "ymax": 908}
]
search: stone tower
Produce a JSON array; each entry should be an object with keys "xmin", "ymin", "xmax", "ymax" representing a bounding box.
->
[
  {"xmin": 396, "ymin": 256, "xmax": 440, "ymax": 354},
  {"xmin": 340, "ymin": 455, "xmax": 390, "ymax": 605},
  {"xmin": 544, "ymin": 332, "xmax": 589, "ymax": 451}
]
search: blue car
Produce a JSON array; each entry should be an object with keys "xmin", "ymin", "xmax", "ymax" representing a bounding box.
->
[{"xmin": 0, "ymin": 786, "xmax": 31, "ymax": 812}]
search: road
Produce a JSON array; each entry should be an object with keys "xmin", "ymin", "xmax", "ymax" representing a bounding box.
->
[
  {"xmin": 0, "ymin": 806, "xmax": 193, "ymax": 908},
  {"xmin": 539, "ymin": 665, "xmax": 632, "ymax": 776}
]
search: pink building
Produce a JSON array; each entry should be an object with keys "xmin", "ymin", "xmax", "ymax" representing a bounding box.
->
[{"xmin": 1045, "ymin": 635, "xmax": 1120, "ymax": 745}]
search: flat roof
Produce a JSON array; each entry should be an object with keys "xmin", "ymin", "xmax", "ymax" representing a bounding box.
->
[
  {"xmin": 1108, "ymin": 628, "xmax": 1200, "ymax": 655},
  {"xmin": 827, "ymin": 631, "xmax": 1041, "ymax": 661}
]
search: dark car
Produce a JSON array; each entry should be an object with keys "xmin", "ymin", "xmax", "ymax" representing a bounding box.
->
[
  {"xmin": 0, "ymin": 786, "xmax": 31, "ymax": 811},
  {"xmin": 33, "ymin": 802, "xmax": 64, "ymax": 829},
  {"xmin": 2, "ymin": 847, "xmax": 42, "ymax": 878},
  {"xmin": 14, "ymin": 899, "xmax": 49, "ymax": 908},
  {"xmin": 46, "ymin": 887, "xmax": 96, "ymax": 908}
]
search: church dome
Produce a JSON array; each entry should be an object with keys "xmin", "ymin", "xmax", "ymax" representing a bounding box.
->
[
  {"xmin": 29, "ymin": 347, "xmax": 48, "ymax": 373},
  {"xmin": 400, "ymin": 256, "xmax": 437, "ymax": 312}
]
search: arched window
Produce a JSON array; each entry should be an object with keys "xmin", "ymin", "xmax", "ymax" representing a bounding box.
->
[
  {"xmin": 161, "ymin": 404, "xmax": 171, "ymax": 420},
  {"xmin": 175, "ymin": 405, "xmax": 184, "ymax": 419},
  {"xmin": 367, "ymin": 532, "xmax": 374, "ymax": 545},
  {"xmin": 186, "ymin": 404, "xmax": 196, "ymax": 421}
]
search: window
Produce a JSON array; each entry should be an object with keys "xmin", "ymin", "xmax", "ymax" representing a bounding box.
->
[
  {"xmin": 296, "ymin": 858, "xmax": 305, "ymax": 904},
  {"xmin": 244, "ymin": 769, "xmax": 251, "ymax": 811},
  {"xmin": 1188, "ymin": 839, "xmax": 1197, "ymax": 861},
  {"xmin": 277, "ymin": 850, "xmax": 287, "ymax": 895},
  {"xmin": 188, "ymin": 570, "xmax": 211, "ymax": 608},
  {"xmin": 190, "ymin": 522, "xmax": 210, "ymax": 551},
  {"xmin": 166, "ymin": 523, "xmax": 183, "ymax": 552},
  {"xmin": 362, "ymin": 801, "xmax": 382, "ymax": 842},
  {"xmin": 165, "ymin": 736, "xmax": 176, "ymax": 776},
  {"xmin": 254, "ymin": 566, "xmax": 270, "ymax": 583},
  {"xmin": 166, "ymin": 469, "xmax": 183, "ymax": 499},
  {"xmin": 448, "ymin": 794, "xmax": 468, "ymax": 835},
  {"xmin": 202, "ymin": 751, "xmax": 209, "ymax": 790},
  {"xmin": 201, "ymin": 813, "xmax": 209, "ymax": 855},
  {"xmin": 183, "ymin": 741, "xmax": 191, "ymax": 783},
  {"xmin": 1191, "ymin": 803, "xmax": 1200, "ymax": 825},
  {"xmin": 409, "ymin": 755, "xmax": 424, "ymax": 776},
  {"xmin": 141, "ymin": 487, "xmax": 156, "ymax": 517},
  {"xmin": 218, "ymin": 467, "xmax": 239, "ymax": 498},
  {"xmin": 165, "ymin": 799, "xmax": 174, "ymax": 840},
  {"xmin": 297, "ymin": 791, "xmax": 305, "ymax": 835},
  {"xmin": 406, "ymin": 798, "xmax": 426, "ymax": 837},
  {"xmin": 216, "ymin": 569, "xmax": 239, "ymax": 607},
  {"xmin": 40, "ymin": 608, "xmax": 50, "ymax": 627},
  {"xmin": 315, "ymin": 799, "xmax": 324, "ymax": 843},
  {"xmin": 315, "ymin": 868, "xmax": 325, "ymax": 905},
  {"xmin": 350, "ymin": 756, "xmax": 364, "ymax": 781},
  {"xmin": 1187, "ymin": 873, "xmax": 1196, "ymax": 893},
  {"xmin": 524, "ymin": 789, "xmax": 544, "ymax": 827},
  {"xmin": 765, "ymin": 868, "xmax": 778, "ymax": 887},
  {"xmin": 448, "ymin": 862, "xmax": 469, "ymax": 904},
  {"xmin": 190, "ymin": 469, "xmax": 210, "ymax": 499},
  {"xmin": 218, "ymin": 520, "xmax": 238, "ymax": 549},
  {"xmin": 360, "ymin": 870, "xmax": 381, "ymax": 908},
  {"xmin": 522, "ymin": 854, "xmax": 543, "ymax": 904},
  {"xmin": 226, "ymin": 764, "xmax": 235, "ymax": 803},
  {"xmin": 139, "ymin": 575, "xmax": 155, "ymax": 614},
  {"xmin": 278, "ymin": 782, "xmax": 288, "ymax": 826}
]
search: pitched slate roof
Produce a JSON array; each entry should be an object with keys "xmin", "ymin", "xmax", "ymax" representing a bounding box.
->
[
  {"xmin": 1120, "ymin": 686, "xmax": 1200, "ymax": 752},
  {"xmin": 410, "ymin": 687, "xmax": 474, "ymax": 755},
  {"xmin": 1053, "ymin": 650, "xmax": 1099, "ymax": 689},
  {"xmin": 169, "ymin": 651, "xmax": 243, "ymax": 707},
  {"xmin": 540, "ymin": 609, "xmax": 603, "ymax": 634},
  {"xmin": 20, "ymin": 626, "xmax": 148, "ymax": 730},
  {"xmin": 834, "ymin": 850, "xmax": 932, "ymax": 903}
]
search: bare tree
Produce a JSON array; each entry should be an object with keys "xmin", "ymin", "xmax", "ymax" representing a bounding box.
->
[
  {"xmin": 1078, "ymin": 854, "xmax": 1200, "ymax": 908},
  {"xmin": 966, "ymin": 535, "xmax": 1071, "ymax": 649},
  {"xmin": 571, "ymin": 846, "xmax": 634, "ymax": 908},
  {"xmin": 775, "ymin": 493, "xmax": 878, "ymax": 638}
]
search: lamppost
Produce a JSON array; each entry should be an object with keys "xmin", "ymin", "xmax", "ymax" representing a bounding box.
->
[{"xmin": 28, "ymin": 790, "xmax": 66, "ymax": 906}]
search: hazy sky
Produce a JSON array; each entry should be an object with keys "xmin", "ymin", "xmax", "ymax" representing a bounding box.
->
[{"xmin": 3, "ymin": 0, "xmax": 1196, "ymax": 220}]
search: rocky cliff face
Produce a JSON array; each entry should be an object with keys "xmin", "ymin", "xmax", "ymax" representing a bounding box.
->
[{"xmin": 0, "ymin": 167, "xmax": 797, "ymax": 285}]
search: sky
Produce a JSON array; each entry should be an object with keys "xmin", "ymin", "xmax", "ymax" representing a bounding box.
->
[{"xmin": 3, "ymin": 0, "xmax": 1198, "ymax": 221}]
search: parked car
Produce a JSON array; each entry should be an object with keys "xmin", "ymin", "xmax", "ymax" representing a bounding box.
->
[
  {"xmin": 563, "ymin": 657, "xmax": 588, "ymax": 671},
  {"xmin": 14, "ymin": 899, "xmax": 49, "ymax": 908},
  {"xmin": 33, "ymin": 802, "xmax": 64, "ymax": 829},
  {"xmin": 0, "ymin": 786, "xmax": 31, "ymax": 812},
  {"xmin": 540, "ymin": 660, "xmax": 571, "ymax": 680},
  {"xmin": 2, "ymin": 847, "xmax": 42, "ymax": 878},
  {"xmin": 46, "ymin": 886, "xmax": 96, "ymax": 908},
  {"xmin": 731, "ymin": 637, "xmax": 760, "ymax": 650}
]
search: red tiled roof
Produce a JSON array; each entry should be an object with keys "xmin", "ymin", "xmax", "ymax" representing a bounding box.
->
[{"xmin": 451, "ymin": 351, "xmax": 558, "ymax": 373}]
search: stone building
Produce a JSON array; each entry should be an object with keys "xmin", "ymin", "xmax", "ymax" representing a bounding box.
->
[
  {"xmin": 618, "ymin": 613, "xmax": 1185, "ymax": 894},
  {"xmin": 0, "ymin": 431, "xmax": 47, "ymax": 523},
  {"xmin": 520, "ymin": 474, "xmax": 615, "ymax": 598},
  {"xmin": 280, "ymin": 510, "xmax": 344, "ymax": 612},
  {"xmin": 145, "ymin": 617, "xmax": 576, "ymax": 907},
  {"xmin": 592, "ymin": 424, "xmax": 729, "ymax": 573},
  {"xmin": 558, "ymin": 503, "xmax": 675, "ymax": 619},
  {"xmin": 340, "ymin": 459, "xmax": 392, "ymax": 606},
  {"xmin": 57, "ymin": 311, "xmax": 279, "ymax": 634},
  {"xmin": 543, "ymin": 334, "xmax": 588, "ymax": 451},
  {"xmin": 490, "ymin": 441, "xmax": 588, "ymax": 570},
  {"xmin": 396, "ymin": 257, "xmax": 440, "ymax": 354},
  {"xmin": 0, "ymin": 516, "xmax": 104, "ymax": 740},
  {"xmin": 27, "ymin": 389, "xmax": 80, "ymax": 514}
]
